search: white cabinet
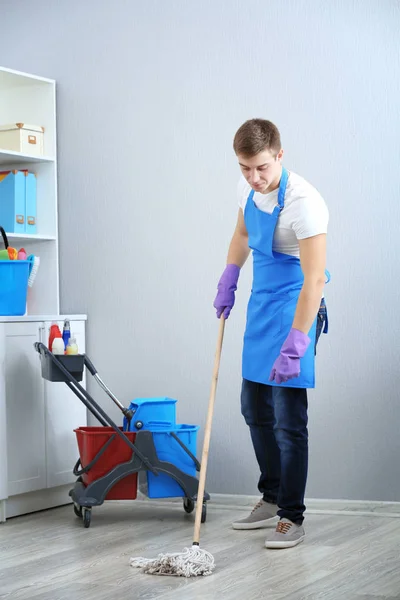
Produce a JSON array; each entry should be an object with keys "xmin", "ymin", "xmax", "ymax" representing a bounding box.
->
[
  {"xmin": 5, "ymin": 322, "xmax": 46, "ymax": 496},
  {"xmin": 0, "ymin": 324, "xmax": 8, "ymax": 518},
  {"xmin": 0, "ymin": 316, "xmax": 87, "ymax": 521}
]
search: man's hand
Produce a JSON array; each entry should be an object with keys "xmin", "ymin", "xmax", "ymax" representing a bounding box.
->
[
  {"xmin": 213, "ymin": 264, "xmax": 240, "ymax": 319},
  {"xmin": 269, "ymin": 328, "xmax": 311, "ymax": 384},
  {"xmin": 213, "ymin": 209, "xmax": 250, "ymax": 319}
]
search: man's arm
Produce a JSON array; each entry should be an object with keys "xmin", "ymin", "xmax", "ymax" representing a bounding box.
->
[
  {"xmin": 213, "ymin": 209, "xmax": 250, "ymax": 319},
  {"xmin": 226, "ymin": 208, "xmax": 251, "ymax": 267},
  {"xmin": 292, "ymin": 233, "xmax": 327, "ymax": 334}
]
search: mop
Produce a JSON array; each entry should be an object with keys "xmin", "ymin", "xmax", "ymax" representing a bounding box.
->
[{"xmin": 130, "ymin": 316, "xmax": 226, "ymax": 577}]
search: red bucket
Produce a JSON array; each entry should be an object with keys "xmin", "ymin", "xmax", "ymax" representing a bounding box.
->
[{"xmin": 74, "ymin": 426, "xmax": 138, "ymax": 500}]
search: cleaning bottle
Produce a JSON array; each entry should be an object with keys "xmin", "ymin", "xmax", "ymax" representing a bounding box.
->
[
  {"xmin": 66, "ymin": 337, "xmax": 79, "ymax": 355},
  {"xmin": 48, "ymin": 322, "xmax": 62, "ymax": 351},
  {"xmin": 62, "ymin": 319, "xmax": 71, "ymax": 350},
  {"xmin": 52, "ymin": 337, "xmax": 65, "ymax": 355}
]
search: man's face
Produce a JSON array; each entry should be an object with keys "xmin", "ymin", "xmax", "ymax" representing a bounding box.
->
[{"xmin": 238, "ymin": 148, "xmax": 284, "ymax": 194}]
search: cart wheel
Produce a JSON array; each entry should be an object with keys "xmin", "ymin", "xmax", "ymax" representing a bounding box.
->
[
  {"xmin": 201, "ymin": 502, "xmax": 207, "ymax": 524},
  {"xmin": 183, "ymin": 498, "xmax": 195, "ymax": 514},
  {"xmin": 73, "ymin": 503, "xmax": 83, "ymax": 518},
  {"xmin": 83, "ymin": 508, "xmax": 92, "ymax": 528}
]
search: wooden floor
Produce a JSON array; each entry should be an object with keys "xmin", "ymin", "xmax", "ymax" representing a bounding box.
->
[{"xmin": 1, "ymin": 499, "xmax": 400, "ymax": 600}]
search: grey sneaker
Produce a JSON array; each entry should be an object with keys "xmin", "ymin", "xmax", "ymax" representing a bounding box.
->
[
  {"xmin": 265, "ymin": 518, "xmax": 305, "ymax": 548},
  {"xmin": 232, "ymin": 499, "xmax": 278, "ymax": 530}
]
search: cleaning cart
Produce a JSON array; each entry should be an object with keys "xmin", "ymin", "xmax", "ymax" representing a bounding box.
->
[{"xmin": 34, "ymin": 342, "xmax": 210, "ymax": 528}]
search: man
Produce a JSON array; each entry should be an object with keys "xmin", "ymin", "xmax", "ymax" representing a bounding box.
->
[{"xmin": 213, "ymin": 119, "xmax": 329, "ymax": 549}]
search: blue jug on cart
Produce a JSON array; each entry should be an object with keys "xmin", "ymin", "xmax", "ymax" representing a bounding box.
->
[{"xmin": 122, "ymin": 396, "xmax": 200, "ymax": 499}]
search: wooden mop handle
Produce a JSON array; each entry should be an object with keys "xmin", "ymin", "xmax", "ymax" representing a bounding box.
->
[{"xmin": 193, "ymin": 315, "xmax": 225, "ymax": 545}]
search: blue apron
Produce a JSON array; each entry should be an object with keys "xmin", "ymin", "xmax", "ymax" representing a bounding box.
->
[{"xmin": 242, "ymin": 167, "xmax": 329, "ymax": 389}]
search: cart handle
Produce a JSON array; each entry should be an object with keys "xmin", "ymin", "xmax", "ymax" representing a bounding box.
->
[
  {"xmin": 84, "ymin": 354, "xmax": 97, "ymax": 376},
  {"xmin": 84, "ymin": 353, "xmax": 134, "ymax": 421},
  {"xmin": 35, "ymin": 342, "xmax": 134, "ymax": 422},
  {"xmin": 33, "ymin": 342, "xmax": 158, "ymax": 475}
]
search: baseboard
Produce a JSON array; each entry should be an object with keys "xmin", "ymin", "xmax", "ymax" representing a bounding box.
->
[
  {"xmin": 0, "ymin": 499, "xmax": 6, "ymax": 523},
  {"xmin": 132, "ymin": 491, "xmax": 400, "ymax": 518},
  {"xmin": 4, "ymin": 484, "xmax": 72, "ymax": 520},
  {"xmin": 207, "ymin": 493, "xmax": 400, "ymax": 518}
]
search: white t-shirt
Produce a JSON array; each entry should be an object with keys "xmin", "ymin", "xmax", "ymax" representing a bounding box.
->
[{"xmin": 238, "ymin": 171, "xmax": 329, "ymax": 258}]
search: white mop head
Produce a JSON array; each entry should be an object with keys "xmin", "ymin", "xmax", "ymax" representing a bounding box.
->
[{"xmin": 130, "ymin": 544, "xmax": 215, "ymax": 577}]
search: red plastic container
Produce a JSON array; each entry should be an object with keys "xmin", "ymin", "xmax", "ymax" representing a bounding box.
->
[{"xmin": 74, "ymin": 426, "xmax": 138, "ymax": 500}]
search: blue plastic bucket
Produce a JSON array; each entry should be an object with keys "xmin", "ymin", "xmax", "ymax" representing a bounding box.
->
[
  {"xmin": 147, "ymin": 424, "xmax": 199, "ymax": 498},
  {"xmin": 123, "ymin": 397, "xmax": 177, "ymax": 432},
  {"xmin": 0, "ymin": 261, "xmax": 29, "ymax": 316}
]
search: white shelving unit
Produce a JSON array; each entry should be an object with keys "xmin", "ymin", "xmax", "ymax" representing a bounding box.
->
[
  {"xmin": 0, "ymin": 67, "xmax": 87, "ymax": 522},
  {"xmin": 0, "ymin": 66, "xmax": 59, "ymax": 314}
]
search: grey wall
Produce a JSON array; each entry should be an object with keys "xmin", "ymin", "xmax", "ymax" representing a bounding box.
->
[{"xmin": 1, "ymin": 0, "xmax": 399, "ymax": 502}]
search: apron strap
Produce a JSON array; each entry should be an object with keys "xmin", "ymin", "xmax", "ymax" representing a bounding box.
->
[
  {"xmin": 323, "ymin": 308, "xmax": 329, "ymax": 334},
  {"xmin": 323, "ymin": 270, "xmax": 330, "ymax": 333},
  {"xmin": 278, "ymin": 167, "xmax": 289, "ymax": 209}
]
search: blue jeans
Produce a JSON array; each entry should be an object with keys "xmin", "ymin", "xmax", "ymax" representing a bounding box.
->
[{"xmin": 240, "ymin": 300, "xmax": 327, "ymax": 525}]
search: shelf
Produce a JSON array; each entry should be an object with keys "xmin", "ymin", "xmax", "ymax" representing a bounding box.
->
[
  {"xmin": 4, "ymin": 233, "xmax": 56, "ymax": 242},
  {"xmin": 0, "ymin": 149, "xmax": 55, "ymax": 166},
  {"xmin": 0, "ymin": 314, "xmax": 87, "ymax": 323}
]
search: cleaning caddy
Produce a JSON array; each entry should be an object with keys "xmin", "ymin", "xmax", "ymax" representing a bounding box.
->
[
  {"xmin": 34, "ymin": 342, "xmax": 209, "ymax": 528},
  {"xmin": 0, "ymin": 226, "xmax": 39, "ymax": 316}
]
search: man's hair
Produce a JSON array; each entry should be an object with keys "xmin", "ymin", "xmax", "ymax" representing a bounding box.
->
[{"xmin": 233, "ymin": 119, "xmax": 282, "ymax": 158}]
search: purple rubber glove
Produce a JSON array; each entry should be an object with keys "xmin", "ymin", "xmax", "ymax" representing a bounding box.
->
[
  {"xmin": 269, "ymin": 328, "xmax": 311, "ymax": 384},
  {"xmin": 213, "ymin": 264, "xmax": 240, "ymax": 319}
]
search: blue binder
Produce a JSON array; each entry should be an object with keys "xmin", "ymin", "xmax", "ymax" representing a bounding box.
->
[
  {"xmin": 25, "ymin": 172, "xmax": 37, "ymax": 234},
  {"xmin": 0, "ymin": 170, "xmax": 25, "ymax": 234}
]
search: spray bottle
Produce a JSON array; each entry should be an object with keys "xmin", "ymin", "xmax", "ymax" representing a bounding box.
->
[{"xmin": 62, "ymin": 319, "xmax": 71, "ymax": 350}]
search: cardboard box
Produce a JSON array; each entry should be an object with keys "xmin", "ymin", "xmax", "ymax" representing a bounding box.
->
[{"xmin": 0, "ymin": 123, "xmax": 44, "ymax": 156}]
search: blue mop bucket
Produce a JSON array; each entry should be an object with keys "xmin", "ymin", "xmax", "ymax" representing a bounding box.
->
[
  {"xmin": 123, "ymin": 397, "xmax": 177, "ymax": 432},
  {"xmin": 147, "ymin": 424, "xmax": 199, "ymax": 498},
  {"xmin": 0, "ymin": 227, "xmax": 29, "ymax": 316}
]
